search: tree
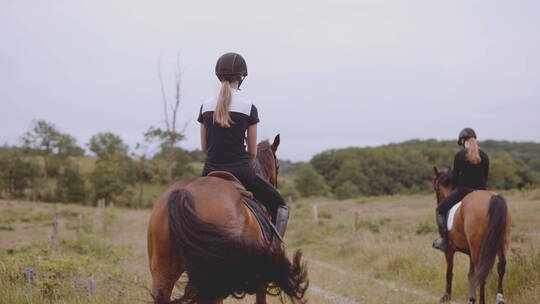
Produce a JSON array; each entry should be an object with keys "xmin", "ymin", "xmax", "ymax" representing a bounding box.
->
[
  {"xmin": 294, "ymin": 164, "xmax": 330, "ymax": 197},
  {"xmin": 20, "ymin": 120, "xmax": 84, "ymax": 179},
  {"xmin": 88, "ymin": 132, "xmax": 129, "ymax": 160},
  {"xmin": 278, "ymin": 180, "xmax": 300, "ymax": 202},
  {"xmin": 334, "ymin": 181, "xmax": 360, "ymax": 200},
  {"xmin": 146, "ymin": 55, "xmax": 186, "ymax": 184},
  {"xmin": 0, "ymin": 155, "xmax": 41, "ymax": 199},
  {"xmin": 55, "ymin": 163, "xmax": 86, "ymax": 203},
  {"xmin": 88, "ymin": 132, "xmax": 135, "ymax": 205},
  {"xmin": 90, "ymin": 160, "xmax": 133, "ymax": 205}
]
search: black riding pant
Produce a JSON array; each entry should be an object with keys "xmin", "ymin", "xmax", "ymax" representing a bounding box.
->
[
  {"xmin": 436, "ymin": 187, "xmax": 474, "ymax": 215},
  {"xmin": 202, "ymin": 160, "xmax": 286, "ymax": 220}
]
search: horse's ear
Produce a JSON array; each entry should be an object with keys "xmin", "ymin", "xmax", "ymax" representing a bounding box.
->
[
  {"xmin": 271, "ymin": 134, "xmax": 280, "ymax": 152},
  {"xmin": 433, "ymin": 166, "xmax": 439, "ymax": 176}
]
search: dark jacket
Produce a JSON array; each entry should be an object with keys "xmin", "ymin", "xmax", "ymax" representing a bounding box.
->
[{"xmin": 452, "ymin": 149, "xmax": 489, "ymax": 190}]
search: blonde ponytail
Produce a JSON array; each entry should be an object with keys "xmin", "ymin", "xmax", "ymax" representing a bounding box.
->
[
  {"xmin": 213, "ymin": 81, "xmax": 234, "ymax": 128},
  {"xmin": 464, "ymin": 137, "xmax": 481, "ymax": 164}
]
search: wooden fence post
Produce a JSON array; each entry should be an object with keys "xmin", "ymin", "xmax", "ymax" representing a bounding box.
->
[
  {"xmin": 312, "ymin": 204, "xmax": 319, "ymax": 223},
  {"xmin": 77, "ymin": 213, "xmax": 83, "ymax": 234},
  {"xmin": 93, "ymin": 199, "xmax": 103, "ymax": 233},
  {"xmin": 51, "ymin": 212, "xmax": 59, "ymax": 250},
  {"xmin": 353, "ymin": 211, "xmax": 359, "ymax": 233}
]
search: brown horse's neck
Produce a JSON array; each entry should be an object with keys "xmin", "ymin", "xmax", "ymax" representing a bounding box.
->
[{"xmin": 254, "ymin": 144, "xmax": 277, "ymax": 187}]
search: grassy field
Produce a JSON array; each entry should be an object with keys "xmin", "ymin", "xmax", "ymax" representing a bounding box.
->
[{"xmin": 0, "ymin": 191, "xmax": 539, "ymax": 303}]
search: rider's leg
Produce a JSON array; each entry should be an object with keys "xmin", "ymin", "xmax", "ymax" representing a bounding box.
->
[
  {"xmin": 202, "ymin": 162, "xmax": 289, "ymax": 237},
  {"xmin": 246, "ymin": 174, "xmax": 289, "ymax": 237},
  {"xmin": 433, "ymin": 187, "xmax": 473, "ymax": 252}
]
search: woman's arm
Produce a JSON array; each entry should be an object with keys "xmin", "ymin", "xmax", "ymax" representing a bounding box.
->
[
  {"xmin": 247, "ymin": 123, "xmax": 258, "ymax": 163},
  {"xmin": 484, "ymin": 153, "xmax": 490, "ymax": 183},
  {"xmin": 452, "ymin": 153, "xmax": 461, "ymax": 189},
  {"xmin": 200, "ymin": 123, "xmax": 207, "ymax": 155}
]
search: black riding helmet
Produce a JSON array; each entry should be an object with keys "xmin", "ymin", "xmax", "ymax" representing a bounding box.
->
[
  {"xmin": 215, "ymin": 52, "xmax": 248, "ymax": 87},
  {"xmin": 458, "ymin": 128, "xmax": 477, "ymax": 145}
]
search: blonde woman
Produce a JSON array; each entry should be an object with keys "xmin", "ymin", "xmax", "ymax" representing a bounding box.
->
[
  {"xmin": 433, "ymin": 128, "xmax": 490, "ymax": 252},
  {"xmin": 198, "ymin": 52, "xmax": 289, "ymax": 237}
]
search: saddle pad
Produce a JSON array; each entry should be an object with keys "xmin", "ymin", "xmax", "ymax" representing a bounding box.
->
[
  {"xmin": 447, "ymin": 202, "xmax": 462, "ymax": 231},
  {"xmin": 242, "ymin": 197, "xmax": 282, "ymax": 245}
]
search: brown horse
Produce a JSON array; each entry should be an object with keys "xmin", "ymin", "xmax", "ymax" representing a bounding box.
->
[
  {"xmin": 433, "ymin": 167, "xmax": 511, "ymax": 304},
  {"xmin": 147, "ymin": 135, "xmax": 308, "ymax": 304}
]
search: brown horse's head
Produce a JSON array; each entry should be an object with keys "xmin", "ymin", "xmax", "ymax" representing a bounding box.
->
[
  {"xmin": 255, "ymin": 134, "xmax": 280, "ymax": 187},
  {"xmin": 433, "ymin": 167, "xmax": 453, "ymax": 204}
]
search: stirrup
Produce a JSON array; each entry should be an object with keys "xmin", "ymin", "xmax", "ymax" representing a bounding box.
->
[{"xmin": 432, "ymin": 238, "xmax": 448, "ymax": 252}]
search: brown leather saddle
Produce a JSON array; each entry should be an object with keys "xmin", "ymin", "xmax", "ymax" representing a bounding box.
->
[
  {"xmin": 206, "ymin": 171, "xmax": 282, "ymax": 244},
  {"xmin": 207, "ymin": 171, "xmax": 254, "ymax": 199}
]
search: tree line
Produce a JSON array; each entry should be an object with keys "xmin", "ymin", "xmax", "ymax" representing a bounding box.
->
[
  {"xmin": 0, "ymin": 120, "xmax": 204, "ymax": 207},
  {"xmin": 2, "ymin": 121, "xmax": 538, "ymax": 205},
  {"xmin": 292, "ymin": 139, "xmax": 540, "ymax": 199}
]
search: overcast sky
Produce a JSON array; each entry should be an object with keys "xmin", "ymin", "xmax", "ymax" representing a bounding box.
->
[{"xmin": 1, "ymin": 0, "xmax": 539, "ymax": 161}]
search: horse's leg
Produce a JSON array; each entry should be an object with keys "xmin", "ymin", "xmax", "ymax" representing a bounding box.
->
[
  {"xmin": 467, "ymin": 258, "xmax": 476, "ymax": 304},
  {"xmin": 496, "ymin": 251, "xmax": 507, "ymax": 304},
  {"xmin": 479, "ymin": 282, "xmax": 485, "ymax": 304},
  {"xmin": 255, "ymin": 290, "xmax": 267, "ymax": 304},
  {"xmin": 150, "ymin": 270, "xmax": 183, "ymax": 303},
  {"xmin": 150, "ymin": 256, "xmax": 184, "ymax": 304},
  {"xmin": 441, "ymin": 249, "xmax": 455, "ymax": 302},
  {"xmin": 199, "ymin": 299, "xmax": 224, "ymax": 304}
]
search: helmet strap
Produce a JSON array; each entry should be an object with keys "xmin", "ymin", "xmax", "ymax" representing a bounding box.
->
[{"xmin": 238, "ymin": 75, "xmax": 246, "ymax": 89}]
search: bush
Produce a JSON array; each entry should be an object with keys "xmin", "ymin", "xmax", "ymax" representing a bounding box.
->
[
  {"xmin": 334, "ymin": 181, "xmax": 359, "ymax": 200},
  {"xmin": 278, "ymin": 180, "xmax": 300, "ymax": 202},
  {"xmin": 90, "ymin": 158, "xmax": 134, "ymax": 204},
  {"xmin": 56, "ymin": 164, "xmax": 86, "ymax": 203},
  {"xmin": 0, "ymin": 155, "xmax": 41, "ymax": 199},
  {"xmin": 294, "ymin": 164, "xmax": 330, "ymax": 197}
]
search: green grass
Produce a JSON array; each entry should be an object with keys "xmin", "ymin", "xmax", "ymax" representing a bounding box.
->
[
  {"xmin": 0, "ymin": 205, "xmax": 145, "ymax": 304},
  {"xmin": 286, "ymin": 194, "xmax": 540, "ymax": 303}
]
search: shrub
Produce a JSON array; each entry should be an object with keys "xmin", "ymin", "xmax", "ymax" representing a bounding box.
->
[
  {"xmin": 334, "ymin": 181, "xmax": 359, "ymax": 200},
  {"xmin": 278, "ymin": 180, "xmax": 300, "ymax": 202},
  {"xmin": 294, "ymin": 164, "xmax": 330, "ymax": 197},
  {"xmin": 0, "ymin": 155, "xmax": 41, "ymax": 199},
  {"xmin": 55, "ymin": 164, "xmax": 86, "ymax": 203}
]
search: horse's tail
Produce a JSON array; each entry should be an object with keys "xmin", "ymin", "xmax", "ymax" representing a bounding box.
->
[
  {"xmin": 473, "ymin": 194, "xmax": 508, "ymax": 286},
  {"xmin": 166, "ymin": 189, "xmax": 308, "ymax": 304}
]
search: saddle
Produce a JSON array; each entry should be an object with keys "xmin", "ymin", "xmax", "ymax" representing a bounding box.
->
[
  {"xmin": 207, "ymin": 171, "xmax": 253, "ymax": 199},
  {"xmin": 207, "ymin": 171, "xmax": 282, "ymax": 244}
]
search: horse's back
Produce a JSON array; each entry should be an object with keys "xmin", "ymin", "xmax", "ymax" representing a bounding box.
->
[
  {"xmin": 185, "ymin": 176, "xmax": 247, "ymax": 226},
  {"xmin": 458, "ymin": 190, "xmax": 509, "ymax": 256}
]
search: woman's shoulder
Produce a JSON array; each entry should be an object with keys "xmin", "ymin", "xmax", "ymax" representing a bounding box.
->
[
  {"xmin": 479, "ymin": 149, "xmax": 489, "ymax": 158},
  {"xmin": 201, "ymin": 96, "xmax": 218, "ymax": 113},
  {"xmin": 230, "ymin": 91, "xmax": 255, "ymax": 115},
  {"xmin": 455, "ymin": 149, "xmax": 466, "ymax": 159}
]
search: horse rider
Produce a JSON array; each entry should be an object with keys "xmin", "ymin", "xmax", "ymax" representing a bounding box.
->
[
  {"xmin": 198, "ymin": 52, "xmax": 289, "ymax": 237},
  {"xmin": 433, "ymin": 128, "xmax": 490, "ymax": 252}
]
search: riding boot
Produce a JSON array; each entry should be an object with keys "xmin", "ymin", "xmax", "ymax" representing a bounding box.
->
[
  {"xmin": 432, "ymin": 212, "xmax": 448, "ymax": 252},
  {"xmin": 274, "ymin": 205, "xmax": 289, "ymax": 238}
]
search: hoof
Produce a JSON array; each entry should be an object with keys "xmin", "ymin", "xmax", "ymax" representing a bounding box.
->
[
  {"xmin": 496, "ymin": 293, "xmax": 505, "ymax": 304},
  {"xmin": 468, "ymin": 298, "xmax": 476, "ymax": 304},
  {"xmin": 440, "ymin": 293, "xmax": 451, "ymax": 302}
]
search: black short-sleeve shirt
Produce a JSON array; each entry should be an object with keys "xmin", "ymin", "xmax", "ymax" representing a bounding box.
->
[
  {"xmin": 198, "ymin": 88, "xmax": 259, "ymax": 164},
  {"xmin": 452, "ymin": 149, "xmax": 490, "ymax": 190}
]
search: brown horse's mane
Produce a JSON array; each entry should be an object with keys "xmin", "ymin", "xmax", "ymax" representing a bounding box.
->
[
  {"xmin": 437, "ymin": 168, "xmax": 453, "ymax": 187},
  {"xmin": 255, "ymin": 140, "xmax": 277, "ymax": 181}
]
